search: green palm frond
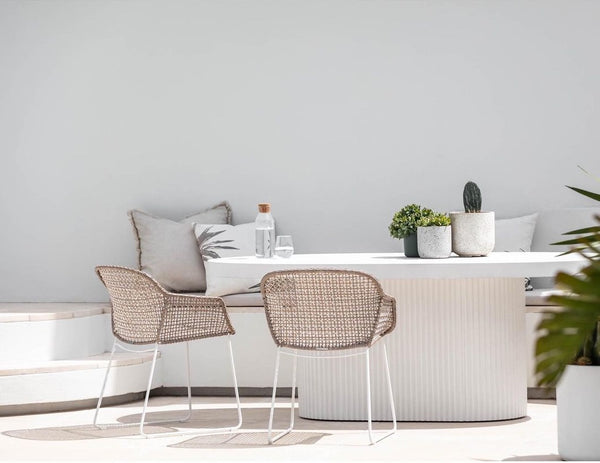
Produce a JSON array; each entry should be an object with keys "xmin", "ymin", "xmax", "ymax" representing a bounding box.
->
[
  {"xmin": 562, "ymin": 225, "xmax": 600, "ymax": 235},
  {"xmin": 567, "ymin": 186, "xmax": 600, "ymax": 203},
  {"xmin": 535, "ymin": 225, "xmax": 600, "ymax": 386},
  {"xmin": 535, "ymin": 173, "xmax": 600, "ymax": 386}
]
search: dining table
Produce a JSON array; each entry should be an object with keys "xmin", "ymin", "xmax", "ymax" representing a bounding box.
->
[{"xmin": 206, "ymin": 252, "xmax": 585, "ymax": 421}]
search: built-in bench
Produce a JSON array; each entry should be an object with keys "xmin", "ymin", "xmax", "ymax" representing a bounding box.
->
[{"xmin": 2, "ymin": 207, "xmax": 598, "ymax": 414}]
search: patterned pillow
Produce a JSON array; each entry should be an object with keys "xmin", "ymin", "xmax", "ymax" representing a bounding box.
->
[
  {"xmin": 194, "ymin": 223, "xmax": 259, "ymax": 297},
  {"xmin": 129, "ymin": 202, "xmax": 231, "ymax": 292}
]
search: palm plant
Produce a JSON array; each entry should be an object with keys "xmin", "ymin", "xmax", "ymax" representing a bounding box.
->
[{"xmin": 535, "ymin": 183, "xmax": 600, "ymax": 386}]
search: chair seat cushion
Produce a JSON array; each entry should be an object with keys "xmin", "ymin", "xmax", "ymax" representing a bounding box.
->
[{"xmin": 186, "ymin": 291, "xmax": 264, "ymax": 307}]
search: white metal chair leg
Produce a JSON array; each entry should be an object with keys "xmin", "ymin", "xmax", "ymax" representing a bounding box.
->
[
  {"xmin": 366, "ymin": 347, "xmax": 374, "ymax": 444},
  {"xmin": 268, "ymin": 348, "xmax": 298, "ymax": 444},
  {"xmin": 178, "ymin": 341, "xmax": 193, "ymax": 423},
  {"xmin": 267, "ymin": 347, "xmax": 281, "ymax": 444},
  {"xmin": 383, "ymin": 343, "xmax": 397, "ymax": 431},
  {"xmin": 365, "ymin": 343, "xmax": 396, "ymax": 445},
  {"xmin": 139, "ymin": 343, "xmax": 160, "ymax": 437},
  {"xmin": 93, "ymin": 338, "xmax": 117, "ymax": 428},
  {"xmin": 227, "ymin": 335, "xmax": 243, "ymax": 431},
  {"xmin": 95, "ymin": 336, "xmax": 243, "ymax": 438},
  {"xmin": 140, "ymin": 335, "xmax": 243, "ymax": 438}
]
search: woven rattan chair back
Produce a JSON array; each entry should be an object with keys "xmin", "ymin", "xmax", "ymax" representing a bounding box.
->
[
  {"xmin": 261, "ymin": 269, "xmax": 395, "ymax": 350},
  {"xmin": 96, "ymin": 266, "xmax": 166, "ymax": 345}
]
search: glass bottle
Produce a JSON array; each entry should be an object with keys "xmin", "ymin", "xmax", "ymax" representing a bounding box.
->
[{"xmin": 255, "ymin": 203, "xmax": 275, "ymax": 258}]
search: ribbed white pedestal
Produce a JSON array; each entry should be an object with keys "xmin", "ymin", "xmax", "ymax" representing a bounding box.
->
[{"xmin": 297, "ymin": 278, "xmax": 526, "ymax": 422}]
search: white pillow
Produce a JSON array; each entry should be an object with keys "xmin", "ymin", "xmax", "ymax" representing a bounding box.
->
[
  {"xmin": 194, "ymin": 223, "xmax": 259, "ymax": 297},
  {"xmin": 494, "ymin": 213, "xmax": 539, "ymax": 252}
]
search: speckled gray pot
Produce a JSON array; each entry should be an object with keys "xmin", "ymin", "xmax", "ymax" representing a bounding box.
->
[
  {"xmin": 417, "ymin": 226, "xmax": 452, "ymax": 259},
  {"xmin": 449, "ymin": 211, "xmax": 495, "ymax": 257}
]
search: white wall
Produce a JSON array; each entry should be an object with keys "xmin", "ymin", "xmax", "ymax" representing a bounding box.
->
[{"xmin": 1, "ymin": 0, "xmax": 599, "ymax": 302}]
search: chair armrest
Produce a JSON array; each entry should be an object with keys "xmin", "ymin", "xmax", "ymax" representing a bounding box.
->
[
  {"xmin": 158, "ymin": 293, "xmax": 235, "ymax": 344},
  {"xmin": 371, "ymin": 295, "xmax": 397, "ymax": 344}
]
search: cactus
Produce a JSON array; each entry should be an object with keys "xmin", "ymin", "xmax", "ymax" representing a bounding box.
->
[{"xmin": 463, "ymin": 181, "xmax": 482, "ymax": 213}]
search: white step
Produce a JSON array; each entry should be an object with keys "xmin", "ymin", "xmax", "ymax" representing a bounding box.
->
[
  {"xmin": 0, "ymin": 303, "xmax": 162, "ymax": 414},
  {"xmin": 0, "ymin": 303, "xmax": 111, "ymax": 362},
  {"xmin": 0, "ymin": 352, "xmax": 162, "ymax": 413}
]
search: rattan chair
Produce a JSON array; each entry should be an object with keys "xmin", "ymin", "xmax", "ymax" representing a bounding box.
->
[
  {"xmin": 261, "ymin": 269, "xmax": 397, "ymax": 445},
  {"xmin": 94, "ymin": 265, "xmax": 242, "ymax": 438}
]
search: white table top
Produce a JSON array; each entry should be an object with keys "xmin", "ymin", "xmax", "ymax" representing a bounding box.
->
[{"xmin": 205, "ymin": 252, "xmax": 586, "ymax": 280}]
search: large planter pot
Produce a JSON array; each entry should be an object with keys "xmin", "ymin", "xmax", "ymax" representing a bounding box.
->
[
  {"xmin": 403, "ymin": 233, "xmax": 419, "ymax": 258},
  {"xmin": 449, "ymin": 211, "xmax": 495, "ymax": 257},
  {"xmin": 417, "ymin": 226, "xmax": 451, "ymax": 259},
  {"xmin": 557, "ymin": 365, "xmax": 600, "ymax": 460}
]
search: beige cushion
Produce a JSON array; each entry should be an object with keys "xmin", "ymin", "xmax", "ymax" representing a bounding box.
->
[
  {"xmin": 525, "ymin": 288, "xmax": 567, "ymax": 306},
  {"xmin": 129, "ymin": 202, "xmax": 231, "ymax": 292},
  {"xmin": 186, "ymin": 292, "xmax": 264, "ymax": 307},
  {"xmin": 194, "ymin": 222, "xmax": 259, "ymax": 297}
]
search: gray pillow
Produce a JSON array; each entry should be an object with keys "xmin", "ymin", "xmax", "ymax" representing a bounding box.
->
[
  {"xmin": 494, "ymin": 213, "xmax": 538, "ymax": 252},
  {"xmin": 129, "ymin": 202, "xmax": 231, "ymax": 292}
]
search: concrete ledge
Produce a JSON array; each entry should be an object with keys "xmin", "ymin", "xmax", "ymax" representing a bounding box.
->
[
  {"xmin": 0, "ymin": 391, "xmax": 146, "ymax": 417},
  {"xmin": 0, "ymin": 352, "xmax": 158, "ymax": 376},
  {"xmin": 0, "ymin": 303, "xmax": 111, "ymax": 323},
  {"xmin": 1, "ymin": 387, "xmax": 547, "ymax": 417},
  {"xmin": 154, "ymin": 386, "xmax": 295, "ymax": 398},
  {"xmin": 528, "ymin": 387, "xmax": 556, "ymax": 400}
]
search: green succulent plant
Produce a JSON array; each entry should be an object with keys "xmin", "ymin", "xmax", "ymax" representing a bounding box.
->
[
  {"xmin": 535, "ymin": 179, "xmax": 600, "ymax": 386},
  {"xmin": 463, "ymin": 181, "xmax": 482, "ymax": 213},
  {"xmin": 389, "ymin": 204, "xmax": 434, "ymax": 239},
  {"xmin": 417, "ymin": 213, "xmax": 451, "ymax": 227}
]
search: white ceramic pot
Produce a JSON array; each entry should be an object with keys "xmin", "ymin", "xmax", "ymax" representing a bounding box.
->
[
  {"xmin": 557, "ymin": 365, "xmax": 600, "ymax": 460},
  {"xmin": 417, "ymin": 226, "xmax": 451, "ymax": 259},
  {"xmin": 449, "ymin": 212, "xmax": 495, "ymax": 257}
]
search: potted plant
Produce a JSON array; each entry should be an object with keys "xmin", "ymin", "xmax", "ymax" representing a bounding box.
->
[
  {"xmin": 535, "ymin": 183, "xmax": 600, "ymax": 461},
  {"xmin": 389, "ymin": 204, "xmax": 434, "ymax": 257},
  {"xmin": 416, "ymin": 213, "xmax": 452, "ymax": 259},
  {"xmin": 449, "ymin": 181, "xmax": 495, "ymax": 257}
]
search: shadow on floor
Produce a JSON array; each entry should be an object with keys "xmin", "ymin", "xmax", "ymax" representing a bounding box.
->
[{"xmin": 2, "ymin": 404, "xmax": 531, "ymax": 446}]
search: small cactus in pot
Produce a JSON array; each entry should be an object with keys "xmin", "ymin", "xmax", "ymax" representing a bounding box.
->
[
  {"xmin": 449, "ymin": 181, "xmax": 495, "ymax": 257},
  {"xmin": 463, "ymin": 181, "xmax": 482, "ymax": 213}
]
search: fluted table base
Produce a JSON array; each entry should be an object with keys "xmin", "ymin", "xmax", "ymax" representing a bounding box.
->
[{"xmin": 297, "ymin": 278, "xmax": 527, "ymax": 422}]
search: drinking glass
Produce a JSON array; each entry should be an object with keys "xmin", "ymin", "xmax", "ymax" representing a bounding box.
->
[{"xmin": 274, "ymin": 235, "xmax": 294, "ymax": 258}]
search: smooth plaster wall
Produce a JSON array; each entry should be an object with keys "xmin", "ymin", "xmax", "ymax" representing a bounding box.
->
[{"xmin": 1, "ymin": 0, "xmax": 599, "ymax": 302}]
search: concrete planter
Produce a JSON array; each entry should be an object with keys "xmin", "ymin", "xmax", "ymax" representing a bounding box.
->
[
  {"xmin": 557, "ymin": 365, "xmax": 600, "ymax": 460},
  {"xmin": 417, "ymin": 226, "xmax": 451, "ymax": 259},
  {"xmin": 449, "ymin": 212, "xmax": 495, "ymax": 257}
]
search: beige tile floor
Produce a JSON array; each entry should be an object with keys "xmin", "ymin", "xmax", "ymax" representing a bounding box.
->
[{"xmin": 0, "ymin": 397, "xmax": 560, "ymax": 461}]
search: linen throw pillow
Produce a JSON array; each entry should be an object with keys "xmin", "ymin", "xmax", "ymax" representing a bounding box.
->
[
  {"xmin": 194, "ymin": 222, "xmax": 259, "ymax": 297},
  {"xmin": 129, "ymin": 202, "xmax": 231, "ymax": 292}
]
